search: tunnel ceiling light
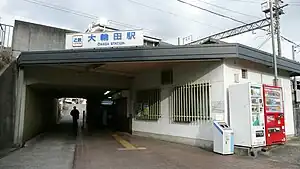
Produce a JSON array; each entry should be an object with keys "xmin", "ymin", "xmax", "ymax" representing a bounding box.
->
[
  {"xmin": 108, "ymin": 96, "xmax": 112, "ymax": 99},
  {"xmin": 104, "ymin": 91, "xmax": 110, "ymax": 95}
]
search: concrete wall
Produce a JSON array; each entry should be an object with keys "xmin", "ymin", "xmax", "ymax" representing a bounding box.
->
[
  {"xmin": 0, "ymin": 61, "xmax": 17, "ymax": 149},
  {"xmin": 132, "ymin": 61, "xmax": 225, "ymax": 149},
  {"xmin": 12, "ymin": 20, "xmax": 76, "ymax": 54},
  {"xmin": 224, "ymin": 58, "xmax": 294, "ymax": 136},
  {"xmin": 23, "ymin": 86, "xmax": 57, "ymax": 142}
]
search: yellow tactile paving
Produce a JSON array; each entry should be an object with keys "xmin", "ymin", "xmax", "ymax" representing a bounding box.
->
[{"xmin": 112, "ymin": 134, "xmax": 146, "ymax": 151}]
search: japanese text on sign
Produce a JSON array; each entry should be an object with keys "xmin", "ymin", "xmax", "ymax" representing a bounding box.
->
[{"xmin": 65, "ymin": 30, "xmax": 144, "ymax": 49}]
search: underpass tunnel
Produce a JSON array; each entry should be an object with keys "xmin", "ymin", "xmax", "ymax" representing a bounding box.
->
[
  {"xmin": 18, "ymin": 60, "xmax": 203, "ymax": 144},
  {"xmin": 19, "ymin": 64, "xmax": 133, "ymax": 143},
  {"xmin": 22, "ymin": 83, "xmax": 126, "ymax": 142}
]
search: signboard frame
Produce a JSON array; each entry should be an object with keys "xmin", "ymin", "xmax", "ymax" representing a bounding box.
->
[{"xmin": 65, "ymin": 30, "xmax": 144, "ymax": 49}]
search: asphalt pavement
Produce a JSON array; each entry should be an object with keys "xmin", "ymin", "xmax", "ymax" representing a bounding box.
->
[
  {"xmin": 0, "ymin": 115, "xmax": 76, "ymax": 169},
  {"xmin": 0, "ymin": 104, "xmax": 299, "ymax": 169}
]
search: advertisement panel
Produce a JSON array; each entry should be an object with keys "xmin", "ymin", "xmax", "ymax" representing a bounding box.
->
[{"xmin": 65, "ymin": 30, "xmax": 144, "ymax": 49}]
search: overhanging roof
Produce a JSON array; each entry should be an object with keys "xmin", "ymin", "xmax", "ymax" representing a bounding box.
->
[
  {"xmin": 237, "ymin": 44, "xmax": 300, "ymax": 75},
  {"xmin": 17, "ymin": 43, "xmax": 300, "ymax": 76},
  {"xmin": 17, "ymin": 44, "xmax": 237, "ymax": 65}
]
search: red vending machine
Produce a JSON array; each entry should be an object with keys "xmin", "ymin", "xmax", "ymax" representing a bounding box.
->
[{"xmin": 263, "ymin": 84, "xmax": 286, "ymax": 145}]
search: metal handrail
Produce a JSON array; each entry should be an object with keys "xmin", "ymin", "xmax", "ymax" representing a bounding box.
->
[{"xmin": 0, "ymin": 23, "xmax": 14, "ymax": 51}]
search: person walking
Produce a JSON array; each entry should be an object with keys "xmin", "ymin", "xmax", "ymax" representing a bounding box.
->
[{"xmin": 70, "ymin": 106, "xmax": 80, "ymax": 136}]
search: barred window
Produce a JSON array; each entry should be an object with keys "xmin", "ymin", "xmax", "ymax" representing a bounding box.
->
[
  {"xmin": 135, "ymin": 89, "xmax": 161, "ymax": 121},
  {"xmin": 170, "ymin": 82, "xmax": 211, "ymax": 123},
  {"xmin": 241, "ymin": 69, "xmax": 248, "ymax": 79}
]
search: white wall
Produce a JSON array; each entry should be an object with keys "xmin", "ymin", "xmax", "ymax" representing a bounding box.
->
[
  {"xmin": 132, "ymin": 61, "xmax": 225, "ymax": 142},
  {"xmin": 224, "ymin": 58, "xmax": 295, "ymax": 136}
]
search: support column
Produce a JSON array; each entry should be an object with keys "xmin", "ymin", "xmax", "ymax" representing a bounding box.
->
[{"xmin": 13, "ymin": 68, "xmax": 26, "ymax": 146}]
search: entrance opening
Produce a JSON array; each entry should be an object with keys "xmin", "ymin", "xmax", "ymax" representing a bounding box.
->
[
  {"xmin": 22, "ymin": 83, "xmax": 132, "ymax": 143},
  {"xmin": 20, "ymin": 60, "xmax": 203, "ymax": 142},
  {"xmin": 86, "ymin": 91, "xmax": 130, "ymax": 134}
]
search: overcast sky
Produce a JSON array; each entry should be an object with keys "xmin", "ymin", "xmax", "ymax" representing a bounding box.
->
[{"xmin": 0, "ymin": 0, "xmax": 300, "ymax": 60}]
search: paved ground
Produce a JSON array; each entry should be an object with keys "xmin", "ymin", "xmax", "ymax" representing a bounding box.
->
[
  {"xmin": 0, "ymin": 115, "xmax": 76, "ymax": 169},
  {"xmin": 74, "ymin": 131, "xmax": 299, "ymax": 169},
  {"xmin": 1, "ymin": 105, "xmax": 299, "ymax": 169},
  {"xmin": 261, "ymin": 137, "xmax": 300, "ymax": 166}
]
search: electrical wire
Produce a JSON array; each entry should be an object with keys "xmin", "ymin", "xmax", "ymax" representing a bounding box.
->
[
  {"xmin": 216, "ymin": 0, "xmax": 261, "ymax": 4},
  {"xmin": 23, "ymin": 0, "xmax": 98, "ymax": 19},
  {"xmin": 21, "ymin": 0, "xmax": 300, "ymax": 47},
  {"xmin": 179, "ymin": 0, "xmax": 300, "ymax": 48},
  {"xmin": 124, "ymin": 0, "xmax": 222, "ymax": 30},
  {"xmin": 257, "ymin": 35, "xmax": 271, "ymax": 49},
  {"xmin": 222, "ymin": 0, "xmax": 300, "ymax": 6},
  {"xmin": 178, "ymin": 0, "xmax": 247, "ymax": 24},
  {"xmin": 195, "ymin": 0, "xmax": 262, "ymax": 19},
  {"xmin": 289, "ymin": 3, "xmax": 300, "ymax": 6},
  {"xmin": 23, "ymin": 0, "xmax": 223, "ymax": 32},
  {"xmin": 22, "ymin": 0, "xmax": 153, "ymax": 32}
]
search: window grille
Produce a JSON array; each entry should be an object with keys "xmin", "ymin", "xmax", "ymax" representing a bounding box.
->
[
  {"xmin": 241, "ymin": 69, "xmax": 248, "ymax": 79},
  {"xmin": 170, "ymin": 82, "xmax": 211, "ymax": 123},
  {"xmin": 297, "ymin": 81, "xmax": 300, "ymax": 90},
  {"xmin": 135, "ymin": 89, "xmax": 161, "ymax": 121}
]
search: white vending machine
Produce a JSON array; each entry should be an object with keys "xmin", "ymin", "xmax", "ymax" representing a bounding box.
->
[
  {"xmin": 213, "ymin": 121, "xmax": 234, "ymax": 155},
  {"xmin": 229, "ymin": 83, "xmax": 266, "ymax": 148}
]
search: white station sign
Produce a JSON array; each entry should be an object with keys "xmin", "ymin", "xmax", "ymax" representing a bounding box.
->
[{"xmin": 65, "ymin": 30, "xmax": 144, "ymax": 49}]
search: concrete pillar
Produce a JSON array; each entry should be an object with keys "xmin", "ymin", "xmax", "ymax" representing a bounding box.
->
[{"xmin": 13, "ymin": 68, "xmax": 26, "ymax": 146}]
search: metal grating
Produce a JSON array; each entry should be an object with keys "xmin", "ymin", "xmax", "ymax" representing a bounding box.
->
[
  {"xmin": 0, "ymin": 23, "xmax": 13, "ymax": 51},
  {"xmin": 135, "ymin": 89, "xmax": 161, "ymax": 121},
  {"xmin": 170, "ymin": 82, "xmax": 211, "ymax": 123}
]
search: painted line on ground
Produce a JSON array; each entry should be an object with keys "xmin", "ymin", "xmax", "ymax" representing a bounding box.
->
[
  {"xmin": 117, "ymin": 147, "xmax": 147, "ymax": 151},
  {"xmin": 112, "ymin": 134, "xmax": 146, "ymax": 151}
]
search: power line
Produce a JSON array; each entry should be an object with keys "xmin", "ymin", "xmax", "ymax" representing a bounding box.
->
[
  {"xmin": 221, "ymin": 0, "xmax": 300, "ymax": 6},
  {"xmin": 23, "ymin": 0, "xmax": 97, "ymax": 19},
  {"xmin": 195, "ymin": 0, "xmax": 262, "ymax": 19},
  {"xmin": 217, "ymin": 0, "xmax": 261, "ymax": 4},
  {"xmin": 23, "ymin": 0, "xmax": 223, "ymax": 33},
  {"xmin": 289, "ymin": 3, "xmax": 300, "ymax": 6},
  {"xmin": 124, "ymin": 0, "xmax": 222, "ymax": 30},
  {"xmin": 257, "ymin": 35, "xmax": 271, "ymax": 49},
  {"xmin": 180, "ymin": 0, "xmax": 299, "ymax": 48},
  {"xmin": 22, "ymin": 0, "xmax": 152, "ymax": 32},
  {"xmin": 178, "ymin": 0, "xmax": 247, "ymax": 24}
]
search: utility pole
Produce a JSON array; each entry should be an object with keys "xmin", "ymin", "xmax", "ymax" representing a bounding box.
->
[
  {"xmin": 275, "ymin": 0, "xmax": 282, "ymax": 58},
  {"xmin": 269, "ymin": 0, "xmax": 278, "ymax": 86},
  {"xmin": 292, "ymin": 45, "xmax": 300, "ymax": 107},
  {"xmin": 292, "ymin": 45, "xmax": 297, "ymax": 103}
]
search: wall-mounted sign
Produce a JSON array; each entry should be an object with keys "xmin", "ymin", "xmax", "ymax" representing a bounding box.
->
[{"xmin": 65, "ymin": 30, "xmax": 144, "ymax": 49}]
